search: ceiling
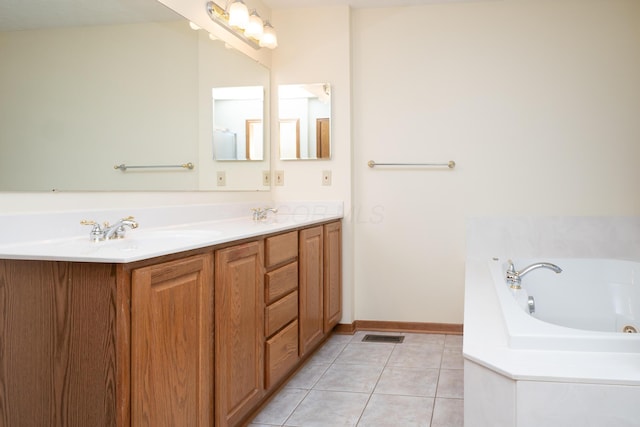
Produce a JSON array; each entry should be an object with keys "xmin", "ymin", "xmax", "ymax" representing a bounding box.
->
[{"xmin": 262, "ymin": 0, "xmax": 476, "ymax": 8}]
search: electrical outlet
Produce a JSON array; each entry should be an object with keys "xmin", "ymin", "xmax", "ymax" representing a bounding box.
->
[
  {"xmin": 322, "ymin": 170, "xmax": 332, "ymax": 186},
  {"xmin": 262, "ymin": 170, "xmax": 270, "ymax": 186},
  {"xmin": 274, "ymin": 170, "xmax": 284, "ymax": 186},
  {"xmin": 216, "ymin": 171, "xmax": 226, "ymax": 186}
]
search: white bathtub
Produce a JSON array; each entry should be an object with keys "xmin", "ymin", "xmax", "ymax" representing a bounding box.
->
[
  {"xmin": 489, "ymin": 258, "xmax": 640, "ymax": 353},
  {"xmin": 464, "ymin": 217, "xmax": 640, "ymax": 426}
]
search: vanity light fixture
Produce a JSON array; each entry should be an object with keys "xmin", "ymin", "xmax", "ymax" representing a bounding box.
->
[
  {"xmin": 228, "ymin": 0, "xmax": 249, "ymax": 29},
  {"xmin": 259, "ymin": 21, "xmax": 277, "ymax": 49},
  {"xmin": 244, "ymin": 10, "xmax": 264, "ymax": 39},
  {"xmin": 205, "ymin": 1, "xmax": 277, "ymax": 50}
]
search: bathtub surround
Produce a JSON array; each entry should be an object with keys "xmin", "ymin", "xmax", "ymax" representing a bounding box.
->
[{"xmin": 465, "ymin": 216, "xmax": 640, "ymax": 426}]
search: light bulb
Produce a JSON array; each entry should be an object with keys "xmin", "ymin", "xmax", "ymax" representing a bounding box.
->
[
  {"xmin": 244, "ymin": 11, "xmax": 264, "ymax": 39},
  {"xmin": 259, "ymin": 21, "xmax": 277, "ymax": 49},
  {"xmin": 228, "ymin": 0, "xmax": 249, "ymax": 29}
]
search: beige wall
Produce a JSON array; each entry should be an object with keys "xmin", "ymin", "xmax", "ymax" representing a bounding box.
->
[
  {"xmin": 270, "ymin": 6, "xmax": 355, "ymax": 322},
  {"xmin": 2, "ymin": 0, "xmax": 639, "ymax": 327},
  {"xmin": 352, "ymin": 0, "xmax": 640, "ymax": 323}
]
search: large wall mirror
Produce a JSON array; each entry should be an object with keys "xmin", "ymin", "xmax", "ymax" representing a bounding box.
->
[
  {"xmin": 0, "ymin": 0, "xmax": 270, "ymax": 191},
  {"xmin": 278, "ymin": 83, "xmax": 331, "ymax": 160}
]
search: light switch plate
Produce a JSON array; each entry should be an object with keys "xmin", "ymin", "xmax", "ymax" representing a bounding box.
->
[
  {"xmin": 274, "ymin": 170, "xmax": 284, "ymax": 186},
  {"xmin": 262, "ymin": 170, "xmax": 270, "ymax": 186},
  {"xmin": 216, "ymin": 171, "xmax": 226, "ymax": 186},
  {"xmin": 322, "ymin": 170, "xmax": 332, "ymax": 186}
]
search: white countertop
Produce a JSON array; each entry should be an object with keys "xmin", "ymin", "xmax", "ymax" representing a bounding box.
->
[{"xmin": 0, "ymin": 201, "xmax": 342, "ymax": 263}]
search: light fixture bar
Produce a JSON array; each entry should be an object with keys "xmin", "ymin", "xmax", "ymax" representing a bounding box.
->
[{"xmin": 206, "ymin": 1, "xmax": 260, "ymax": 50}]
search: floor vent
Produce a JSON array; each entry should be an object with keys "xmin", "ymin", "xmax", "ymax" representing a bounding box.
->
[{"xmin": 362, "ymin": 334, "xmax": 404, "ymax": 344}]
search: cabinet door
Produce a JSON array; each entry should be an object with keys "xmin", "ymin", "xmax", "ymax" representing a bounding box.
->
[
  {"xmin": 215, "ymin": 241, "xmax": 265, "ymax": 427},
  {"xmin": 324, "ymin": 222, "xmax": 342, "ymax": 332},
  {"xmin": 299, "ymin": 226, "xmax": 324, "ymax": 356},
  {"xmin": 131, "ymin": 254, "xmax": 214, "ymax": 427}
]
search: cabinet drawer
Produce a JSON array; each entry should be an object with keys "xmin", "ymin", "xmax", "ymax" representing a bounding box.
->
[
  {"xmin": 265, "ymin": 291, "xmax": 298, "ymax": 337},
  {"xmin": 265, "ymin": 320, "xmax": 299, "ymax": 389},
  {"xmin": 265, "ymin": 261, "xmax": 298, "ymax": 304},
  {"xmin": 265, "ymin": 231, "xmax": 298, "ymax": 268}
]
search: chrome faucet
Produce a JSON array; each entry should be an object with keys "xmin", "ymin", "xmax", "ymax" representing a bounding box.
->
[
  {"xmin": 251, "ymin": 207, "xmax": 278, "ymax": 221},
  {"xmin": 81, "ymin": 216, "xmax": 139, "ymax": 241},
  {"xmin": 506, "ymin": 259, "xmax": 562, "ymax": 289}
]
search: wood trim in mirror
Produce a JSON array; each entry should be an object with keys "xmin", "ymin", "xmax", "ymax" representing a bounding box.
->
[
  {"xmin": 279, "ymin": 119, "xmax": 301, "ymax": 159},
  {"xmin": 245, "ymin": 119, "xmax": 263, "ymax": 161}
]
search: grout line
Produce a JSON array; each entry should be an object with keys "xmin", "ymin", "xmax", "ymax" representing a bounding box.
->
[
  {"xmin": 354, "ymin": 341, "xmax": 397, "ymax": 426},
  {"xmin": 280, "ymin": 388, "xmax": 311, "ymax": 427},
  {"xmin": 251, "ymin": 332, "xmax": 464, "ymax": 427}
]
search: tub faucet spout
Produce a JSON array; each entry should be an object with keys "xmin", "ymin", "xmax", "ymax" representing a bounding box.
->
[{"xmin": 506, "ymin": 260, "xmax": 562, "ymax": 289}]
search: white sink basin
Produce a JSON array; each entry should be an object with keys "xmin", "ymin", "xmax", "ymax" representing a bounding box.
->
[
  {"xmin": 54, "ymin": 229, "xmax": 222, "ymax": 255},
  {"xmin": 111, "ymin": 229, "xmax": 222, "ymax": 251}
]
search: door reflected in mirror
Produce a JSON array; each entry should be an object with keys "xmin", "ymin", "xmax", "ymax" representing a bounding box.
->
[
  {"xmin": 212, "ymin": 86, "xmax": 264, "ymax": 161},
  {"xmin": 278, "ymin": 83, "xmax": 331, "ymax": 160}
]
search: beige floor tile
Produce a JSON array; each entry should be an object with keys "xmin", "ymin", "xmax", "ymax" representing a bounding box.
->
[
  {"xmin": 329, "ymin": 333, "xmax": 355, "ymax": 345},
  {"xmin": 437, "ymin": 369, "xmax": 464, "ymax": 399},
  {"xmin": 402, "ymin": 333, "xmax": 446, "ymax": 346},
  {"xmin": 386, "ymin": 343, "xmax": 443, "ymax": 369},
  {"xmin": 374, "ymin": 366, "xmax": 439, "ymax": 397},
  {"xmin": 284, "ymin": 390, "xmax": 369, "ymax": 427},
  {"xmin": 358, "ymin": 394, "xmax": 434, "ymax": 427},
  {"xmin": 334, "ymin": 343, "xmax": 394, "ymax": 366},
  {"xmin": 444, "ymin": 335, "xmax": 463, "ymax": 348},
  {"xmin": 314, "ymin": 363, "xmax": 383, "ymax": 393},
  {"xmin": 251, "ymin": 388, "xmax": 308, "ymax": 425},
  {"xmin": 308, "ymin": 340, "xmax": 348, "ymax": 364},
  {"xmin": 431, "ymin": 398, "xmax": 464, "ymax": 427},
  {"xmin": 441, "ymin": 347, "xmax": 464, "ymax": 369},
  {"xmin": 285, "ymin": 363, "xmax": 330, "ymax": 390},
  {"xmin": 252, "ymin": 333, "xmax": 465, "ymax": 427}
]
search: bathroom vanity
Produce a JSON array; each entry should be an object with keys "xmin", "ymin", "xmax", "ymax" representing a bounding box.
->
[{"xmin": 0, "ymin": 205, "xmax": 342, "ymax": 427}]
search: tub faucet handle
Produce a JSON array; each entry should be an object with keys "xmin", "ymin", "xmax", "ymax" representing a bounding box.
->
[{"xmin": 506, "ymin": 259, "xmax": 521, "ymax": 288}]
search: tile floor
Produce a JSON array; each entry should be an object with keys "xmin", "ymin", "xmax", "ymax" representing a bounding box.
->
[{"xmin": 249, "ymin": 331, "xmax": 464, "ymax": 427}]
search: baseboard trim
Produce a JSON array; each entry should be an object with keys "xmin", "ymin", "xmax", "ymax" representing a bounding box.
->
[{"xmin": 334, "ymin": 320, "xmax": 463, "ymax": 335}]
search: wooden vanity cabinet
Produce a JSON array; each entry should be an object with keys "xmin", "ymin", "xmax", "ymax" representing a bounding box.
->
[
  {"xmin": 298, "ymin": 221, "xmax": 342, "ymax": 356},
  {"xmin": 299, "ymin": 226, "xmax": 325, "ymax": 356},
  {"xmin": 0, "ymin": 260, "xmax": 119, "ymax": 427},
  {"xmin": 324, "ymin": 221, "xmax": 342, "ymax": 333},
  {"xmin": 130, "ymin": 253, "xmax": 213, "ymax": 427},
  {"xmin": 0, "ymin": 219, "xmax": 342, "ymax": 427},
  {"xmin": 264, "ymin": 232, "xmax": 299, "ymax": 389},
  {"xmin": 214, "ymin": 241, "xmax": 265, "ymax": 427}
]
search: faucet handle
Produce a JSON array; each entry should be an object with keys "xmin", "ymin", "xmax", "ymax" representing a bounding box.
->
[
  {"xmin": 505, "ymin": 259, "xmax": 521, "ymax": 288},
  {"xmin": 251, "ymin": 207, "xmax": 263, "ymax": 221},
  {"xmin": 80, "ymin": 219, "xmax": 105, "ymax": 241}
]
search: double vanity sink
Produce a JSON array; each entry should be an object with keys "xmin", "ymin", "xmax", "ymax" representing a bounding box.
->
[{"xmin": 0, "ymin": 202, "xmax": 342, "ymax": 262}]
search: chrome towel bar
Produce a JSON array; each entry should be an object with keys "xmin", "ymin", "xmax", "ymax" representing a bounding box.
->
[
  {"xmin": 114, "ymin": 162, "xmax": 195, "ymax": 171},
  {"xmin": 367, "ymin": 160, "xmax": 455, "ymax": 169}
]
